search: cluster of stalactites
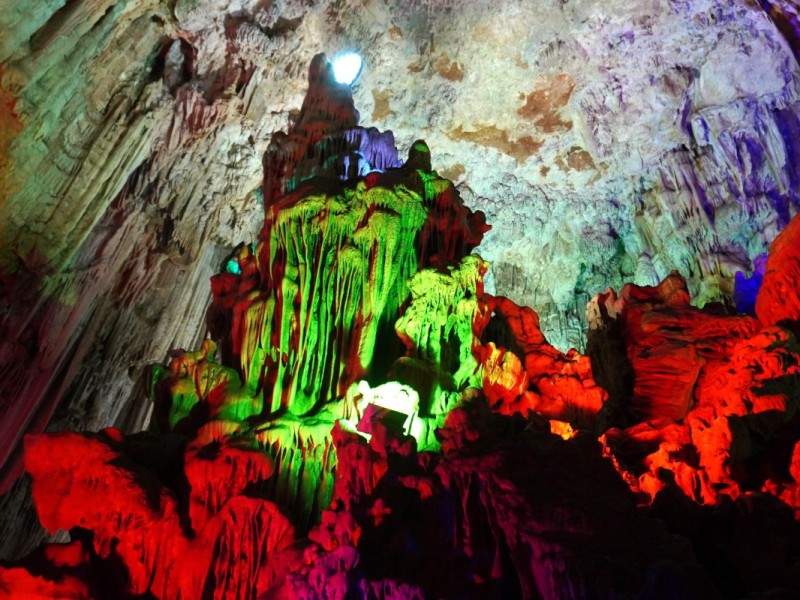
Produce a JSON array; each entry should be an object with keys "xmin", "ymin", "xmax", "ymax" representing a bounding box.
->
[
  {"xmin": 201, "ymin": 56, "xmax": 489, "ymax": 423},
  {"xmin": 144, "ymin": 57, "xmax": 489, "ymax": 545},
  {"xmin": 241, "ymin": 161, "xmax": 487, "ymax": 418}
]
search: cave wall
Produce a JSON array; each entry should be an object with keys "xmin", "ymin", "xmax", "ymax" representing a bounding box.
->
[{"xmin": 2, "ymin": 0, "xmax": 800, "ymax": 558}]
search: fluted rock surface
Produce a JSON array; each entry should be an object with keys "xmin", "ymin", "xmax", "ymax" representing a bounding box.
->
[
  {"xmin": 4, "ymin": 0, "xmax": 800, "ymax": 558},
  {"xmin": 2, "ymin": 1, "xmax": 800, "ymax": 594},
  {"xmin": 4, "ymin": 54, "xmax": 800, "ymax": 597}
]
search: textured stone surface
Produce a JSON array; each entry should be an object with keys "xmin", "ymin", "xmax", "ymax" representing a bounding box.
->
[
  {"xmin": 757, "ymin": 204, "xmax": 800, "ymax": 328},
  {"xmin": 3, "ymin": 0, "xmax": 800, "ymax": 563},
  {"xmin": 588, "ymin": 256, "xmax": 800, "ymax": 509},
  {"xmin": 3, "ymin": 52, "xmax": 800, "ymax": 597}
]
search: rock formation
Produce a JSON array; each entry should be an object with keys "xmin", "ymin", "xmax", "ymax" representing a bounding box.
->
[
  {"xmin": 4, "ymin": 0, "xmax": 800, "ymax": 561},
  {"xmin": 2, "ymin": 52, "xmax": 800, "ymax": 599}
]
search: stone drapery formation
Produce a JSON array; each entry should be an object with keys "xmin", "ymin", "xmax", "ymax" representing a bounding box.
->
[
  {"xmin": 4, "ymin": 0, "xmax": 800, "ymax": 560},
  {"xmin": 3, "ymin": 54, "xmax": 800, "ymax": 598},
  {"xmin": 588, "ymin": 216, "xmax": 800, "ymax": 514},
  {"xmin": 144, "ymin": 55, "xmax": 489, "ymax": 531}
]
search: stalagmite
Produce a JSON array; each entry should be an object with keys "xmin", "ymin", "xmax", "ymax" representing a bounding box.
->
[{"xmin": 2, "ymin": 52, "xmax": 800, "ymax": 599}]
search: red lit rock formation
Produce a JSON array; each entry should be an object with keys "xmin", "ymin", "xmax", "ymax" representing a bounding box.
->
[
  {"xmin": 756, "ymin": 209, "xmax": 800, "ymax": 329},
  {"xmin": 589, "ymin": 227, "xmax": 800, "ymax": 512},
  {"xmin": 20, "ymin": 429, "xmax": 296, "ymax": 599},
  {"xmin": 589, "ymin": 272, "xmax": 762, "ymax": 423},
  {"xmin": 479, "ymin": 294, "xmax": 607, "ymax": 429}
]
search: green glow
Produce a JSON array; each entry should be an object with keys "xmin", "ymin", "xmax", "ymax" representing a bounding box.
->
[
  {"xmin": 148, "ymin": 150, "xmax": 485, "ymax": 526},
  {"xmin": 254, "ymin": 415, "xmax": 338, "ymax": 530},
  {"xmin": 242, "ymin": 180, "xmax": 429, "ymax": 416},
  {"xmin": 395, "ymin": 255, "xmax": 487, "ymax": 389},
  {"xmin": 226, "ymin": 258, "xmax": 241, "ymax": 275},
  {"xmin": 392, "ymin": 254, "xmax": 488, "ymax": 450},
  {"xmin": 413, "ymin": 141, "xmax": 430, "ymax": 153},
  {"xmin": 148, "ymin": 340, "xmax": 261, "ymax": 430}
]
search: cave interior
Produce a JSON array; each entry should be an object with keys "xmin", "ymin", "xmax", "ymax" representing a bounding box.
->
[{"xmin": 2, "ymin": 1, "xmax": 800, "ymax": 598}]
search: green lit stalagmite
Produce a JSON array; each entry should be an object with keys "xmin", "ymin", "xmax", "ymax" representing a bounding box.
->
[
  {"xmin": 392, "ymin": 255, "xmax": 489, "ymax": 449},
  {"xmin": 148, "ymin": 55, "xmax": 488, "ymax": 528},
  {"xmin": 249, "ymin": 178, "xmax": 428, "ymax": 416}
]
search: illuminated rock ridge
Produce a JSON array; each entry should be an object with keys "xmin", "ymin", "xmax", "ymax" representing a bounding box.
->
[{"xmin": 3, "ymin": 55, "xmax": 800, "ymax": 599}]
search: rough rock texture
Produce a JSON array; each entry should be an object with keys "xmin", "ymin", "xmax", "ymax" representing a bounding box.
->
[
  {"xmin": 479, "ymin": 294, "xmax": 607, "ymax": 430},
  {"xmin": 0, "ymin": 57, "xmax": 491, "ymax": 598},
  {"xmin": 756, "ymin": 206, "xmax": 800, "ymax": 329},
  {"xmin": 2, "ymin": 4, "xmax": 800, "ymax": 520},
  {"xmin": 4, "ymin": 1, "xmax": 800, "ymax": 558},
  {"xmin": 588, "ymin": 214, "xmax": 800, "ymax": 516},
  {"xmin": 3, "ymin": 54, "xmax": 800, "ymax": 598},
  {"xmin": 21, "ymin": 428, "xmax": 298, "ymax": 600}
]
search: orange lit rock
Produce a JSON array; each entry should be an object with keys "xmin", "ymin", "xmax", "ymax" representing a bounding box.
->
[
  {"xmin": 593, "ymin": 262, "xmax": 800, "ymax": 508},
  {"xmin": 480, "ymin": 295, "xmax": 607, "ymax": 428},
  {"xmin": 756, "ymin": 212, "xmax": 800, "ymax": 329},
  {"xmin": 687, "ymin": 414, "xmax": 749, "ymax": 499},
  {"xmin": 481, "ymin": 341, "xmax": 528, "ymax": 407},
  {"xmin": 693, "ymin": 326, "xmax": 800, "ymax": 433},
  {"xmin": 549, "ymin": 419, "xmax": 576, "ymax": 440},
  {"xmin": 589, "ymin": 271, "xmax": 761, "ymax": 425},
  {"xmin": 629, "ymin": 342, "xmax": 704, "ymax": 421}
]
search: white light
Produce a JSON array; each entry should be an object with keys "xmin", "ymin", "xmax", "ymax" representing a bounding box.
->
[{"xmin": 332, "ymin": 52, "xmax": 363, "ymax": 86}]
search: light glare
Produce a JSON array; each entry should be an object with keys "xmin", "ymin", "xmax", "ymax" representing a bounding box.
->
[{"xmin": 332, "ymin": 53, "xmax": 363, "ymax": 86}]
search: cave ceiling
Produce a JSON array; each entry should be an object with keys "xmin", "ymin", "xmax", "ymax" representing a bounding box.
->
[{"xmin": 1, "ymin": 0, "xmax": 800, "ymax": 557}]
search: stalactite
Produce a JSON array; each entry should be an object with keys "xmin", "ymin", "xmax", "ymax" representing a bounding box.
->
[{"xmin": 3, "ymin": 51, "xmax": 800, "ymax": 600}]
